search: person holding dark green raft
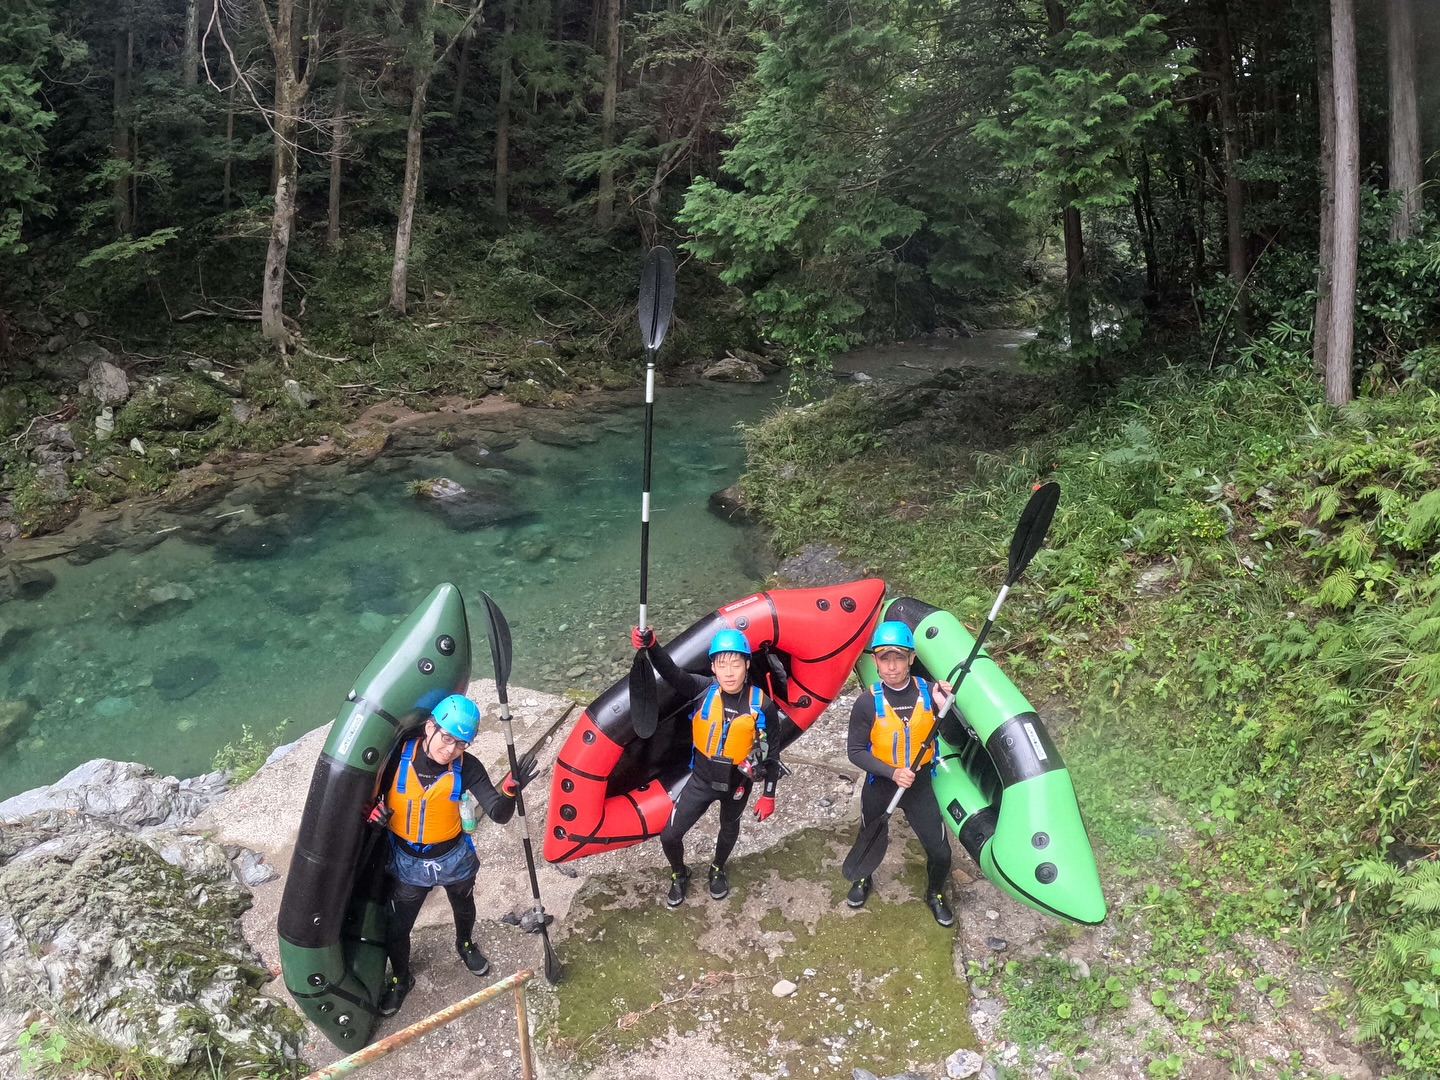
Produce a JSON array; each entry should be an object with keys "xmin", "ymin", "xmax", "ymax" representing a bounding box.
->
[
  {"xmin": 846, "ymin": 621, "xmax": 957, "ymax": 926},
  {"xmin": 630, "ymin": 626, "xmax": 783, "ymax": 906},
  {"xmin": 365, "ymin": 693, "xmax": 539, "ymax": 1017}
]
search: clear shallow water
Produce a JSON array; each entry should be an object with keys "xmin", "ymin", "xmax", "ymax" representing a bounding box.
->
[{"xmin": 0, "ymin": 381, "xmax": 780, "ymax": 800}]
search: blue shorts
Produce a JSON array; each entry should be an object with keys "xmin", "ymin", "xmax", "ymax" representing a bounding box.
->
[{"xmin": 388, "ymin": 834, "xmax": 479, "ymax": 888}]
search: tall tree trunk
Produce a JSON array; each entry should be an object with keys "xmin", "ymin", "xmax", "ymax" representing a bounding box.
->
[
  {"xmin": 597, "ymin": 0, "xmax": 621, "ymax": 227},
  {"xmin": 451, "ymin": 31, "xmax": 471, "ymax": 117},
  {"xmin": 263, "ymin": 102, "xmax": 299, "ymax": 345},
  {"xmin": 1387, "ymin": 0, "xmax": 1421, "ymax": 240},
  {"xmin": 183, "ymin": 0, "xmax": 200, "ymax": 86},
  {"xmin": 223, "ymin": 79, "xmax": 236, "ymax": 211},
  {"xmin": 495, "ymin": 0, "xmax": 515, "ymax": 216},
  {"xmin": 1327, "ymin": 0, "xmax": 1358, "ymax": 406},
  {"xmin": 1314, "ymin": 4, "xmax": 1336, "ymax": 377},
  {"xmin": 1044, "ymin": 0, "xmax": 1089, "ymax": 352},
  {"xmin": 1212, "ymin": 0, "xmax": 1248, "ymax": 343},
  {"xmin": 113, "ymin": 27, "xmax": 133, "ymax": 237},
  {"xmin": 327, "ymin": 64, "xmax": 348, "ymax": 248},
  {"xmin": 389, "ymin": 72, "xmax": 431, "ymax": 314}
]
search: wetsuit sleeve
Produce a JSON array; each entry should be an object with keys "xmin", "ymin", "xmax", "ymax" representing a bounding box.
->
[
  {"xmin": 461, "ymin": 755, "xmax": 517, "ymax": 826},
  {"xmin": 759, "ymin": 699, "xmax": 782, "ymax": 797},
  {"xmin": 647, "ymin": 641, "xmax": 710, "ymax": 699},
  {"xmin": 847, "ymin": 694, "xmax": 894, "ymax": 779}
]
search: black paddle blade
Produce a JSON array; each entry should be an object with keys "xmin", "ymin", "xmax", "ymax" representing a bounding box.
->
[
  {"xmin": 638, "ymin": 246, "xmax": 677, "ymax": 352},
  {"xmin": 479, "ymin": 591, "xmax": 513, "ymax": 702},
  {"xmin": 629, "ymin": 650, "xmax": 659, "ymax": 738},
  {"xmin": 763, "ymin": 650, "xmax": 789, "ymax": 701},
  {"xmin": 842, "ymin": 813, "xmax": 892, "ymax": 882},
  {"xmin": 1006, "ymin": 481, "xmax": 1060, "ymax": 585},
  {"xmin": 541, "ymin": 928, "xmax": 564, "ymax": 984}
]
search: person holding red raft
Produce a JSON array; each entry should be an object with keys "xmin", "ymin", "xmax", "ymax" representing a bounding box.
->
[{"xmin": 631, "ymin": 626, "xmax": 784, "ymax": 906}]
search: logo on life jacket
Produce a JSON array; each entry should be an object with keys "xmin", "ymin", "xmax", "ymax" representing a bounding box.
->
[
  {"xmin": 385, "ymin": 736, "xmax": 464, "ymax": 846},
  {"xmin": 868, "ymin": 678, "xmax": 936, "ymax": 770}
]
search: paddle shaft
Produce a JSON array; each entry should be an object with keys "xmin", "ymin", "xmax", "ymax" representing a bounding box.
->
[{"xmin": 637, "ymin": 351, "xmax": 656, "ymax": 627}]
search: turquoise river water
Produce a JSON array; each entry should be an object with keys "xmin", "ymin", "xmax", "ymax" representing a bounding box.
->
[{"xmin": 0, "ymin": 380, "xmax": 783, "ymax": 800}]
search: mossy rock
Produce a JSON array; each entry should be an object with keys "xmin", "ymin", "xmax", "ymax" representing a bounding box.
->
[{"xmin": 114, "ymin": 377, "xmax": 228, "ymax": 436}]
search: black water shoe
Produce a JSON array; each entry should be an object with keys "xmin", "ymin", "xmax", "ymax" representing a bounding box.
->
[
  {"xmin": 708, "ymin": 864, "xmax": 729, "ymax": 900},
  {"xmin": 847, "ymin": 877, "xmax": 871, "ymax": 909},
  {"xmin": 378, "ymin": 972, "xmax": 415, "ymax": 1017},
  {"xmin": 666, "ymin": 867, "xmax": 691, "ymax": 907},
  {"xmin": 458, "ymin": 940, "xmax": 490, "ymax": 977},
  {"xmin": 926, "ymin": 891, "xmax": 955, "ymax": 927}
]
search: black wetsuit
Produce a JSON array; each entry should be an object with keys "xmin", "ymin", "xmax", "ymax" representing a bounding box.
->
[
  {"xmin": 380, "ymin": 744, "xmax": 515, "ymax": 981},
  {"xmin": 847, "ymin": 679, "xmax": 953, "ymax": 894},
  {"xmin": 648, "ymin": 644, "xmax": 781, "ymax": 874}
]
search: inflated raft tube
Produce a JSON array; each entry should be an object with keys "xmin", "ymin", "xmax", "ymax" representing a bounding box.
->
[
  {"xmin": 278, "ymin": 583, "xmax": 472, "ymax": 1048},
  {"xmin": 857, "ymin": 596, "xmax": 1106, "ymax": 925},
  {"xmin": 543, "ymin": 579, "xmax": 886, "ymax": 863}
]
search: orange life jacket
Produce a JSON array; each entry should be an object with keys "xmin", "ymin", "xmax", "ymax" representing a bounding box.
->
[
  {"xmin": 691, "ymin": 684, "xmax": 765, "ymax": 762},
  {"xmin": 868, "ymin": 678, "xmax": 936, "ymax": 770},
  {"xmin": 385, "ymin": 736, "xmax": 464, "ymax": 845}
]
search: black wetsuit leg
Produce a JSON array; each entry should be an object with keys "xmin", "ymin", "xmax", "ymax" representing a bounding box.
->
[
  {"xmin": 899, "ymin": 771, "xmax": 953, "ymax": 893},
  {"xmin": 660, "ymin": 778, "xmax": 723, "ymax": 873},
  {"xmin": 712, "ymin": 778, "xmax": 753, "ymax": 870},
  {"xmin": 386, "ymin": 880, "xmax": 432, "ymax": 979},
  {"xmin": 445, "ymin": 876, "xmax": 477, "ymax": 945}
]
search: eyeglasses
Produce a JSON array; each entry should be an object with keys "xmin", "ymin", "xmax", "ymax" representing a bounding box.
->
[{"xmin": 432, "ymin": 730, "xmax": 470, "ymax": 750}]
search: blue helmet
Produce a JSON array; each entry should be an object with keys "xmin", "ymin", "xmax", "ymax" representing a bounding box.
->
[
  {"xmin": 868, "ymin": 620, "xmax": 915, "ymax": 653},
  {"xmin": 708, "ymin": 629, "xmax": 752, "ymax": 657},
  {"xmin": 432, "ymin": 694, "xmax": 480, "ymax": 743}
]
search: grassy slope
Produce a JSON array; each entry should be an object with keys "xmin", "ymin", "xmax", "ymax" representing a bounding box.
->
[{"xmin": 738, "ymin": 364, "xmax": 1440, "ymax": 1077}]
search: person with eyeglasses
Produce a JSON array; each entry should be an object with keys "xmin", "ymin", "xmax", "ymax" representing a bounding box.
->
[{"xmin": 364, "ymin": 693, "xmax": 539, "ymax": 1017}]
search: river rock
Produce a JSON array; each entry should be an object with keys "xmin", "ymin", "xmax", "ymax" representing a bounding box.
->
[
  {"xmin": 0, "ymin": 808, "xmax": 301, "ymax": 1069},
  {"xmin": 212, "ymin": 523, "xmax": 288, "ymax": 561},
  {"xmin": 772, "ymin": 979, "xmax": 797, "ymax": 998},
  {"xmin": 0, "ymin": 562, "xmax": 57, "ymax": 604},
  {"xmin": 0, "ymin": 699, "xmax": 38, "ymax": 755},
  {"xmin": 151, "ymin": 653, "xmax": 221, "ymax": 701},
  {"xmin": 415, "ymin": 478, "xmax": 535, "ymax": 532},
  {"xmin": 118, "ymin": 581, "xmax": 196, "ymax": 625},
  {"xmin": 0, "ymin": 760, "xmax": 229, "ymax": 828},
  {"xmin": 36, "ymin": 421, "xmax": 76, "ymax": 450},
  {"xmin": 122, "ymin": 375, "xmax": 226, "ymax": 432},
  {"xmin": 0, "ymin": 618, "xmax": 32, "ymax": 652},
  {"xmin": 88, "ymin": 360, "xmax": 132, "ymax": 406},
  {"xmin": 95, "ymin": 405, "xmax": 115, "ymax": 440},
  {"xmin": 702, "ymin": 356, "xmax": 766, "ymax": 382},
  {"xmin": 773, "ymin": 543, "xmax": 864, "ymax": 588},
  {"xmin": 945, "ymin": 1049, "xmax": 984, "ymax": 1079},
  {"xmin": 283, "ymin": 379, "xmax": 318, "ymax": 408},
  {"xmin": 38, "ymin": 340, "xmax": 110, "ymax": 382},
  {"xmin": 708, "ymin": 484, "xmax": 757, "ymax": 526}
]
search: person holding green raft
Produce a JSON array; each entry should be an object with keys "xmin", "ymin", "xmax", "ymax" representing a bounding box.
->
[
  {"xmin": 846, "ymin": 621, "xmax": 957, "ymax": 926},
  {"xmin": 365, "ymin": 693, "xmax": 538, "ymax": 1017},
  {"xmin": 631, "ymin": 626, "xmax": 784, "ymax": 905}
]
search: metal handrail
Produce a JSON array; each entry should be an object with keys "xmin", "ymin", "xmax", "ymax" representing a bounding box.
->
[{"xmin": 300, "ymin": 969, "xmax": 537, "ymax": 1080}]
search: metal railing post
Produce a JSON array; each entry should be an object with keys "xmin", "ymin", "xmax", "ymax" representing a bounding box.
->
[
  {"xmin": 299, "ymin": 969, "xmax": 535, "ymax": 1080},
  {"xmin": 514, "ymin": 983, "xmax": 535, "ymax": 1080}
]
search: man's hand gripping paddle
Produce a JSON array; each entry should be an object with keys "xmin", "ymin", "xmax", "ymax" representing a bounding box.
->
[
  {"xmin": 841, "ymin": 481, "xmax": 1061, "ymax": 883},
  {"xmin": 629, "ymin": 246, "xmax": 677, "ymax": 739},
  {"xmin": 480, "ymin": 591, "xmax": 563, "ymax": 984}
]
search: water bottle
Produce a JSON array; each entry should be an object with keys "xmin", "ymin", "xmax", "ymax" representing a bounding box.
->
[{"xmin": 460, "ymin": 792, "xmax": 477, "ymax": 832}]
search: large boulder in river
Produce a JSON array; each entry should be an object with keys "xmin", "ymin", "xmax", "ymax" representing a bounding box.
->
[
  {"xmin": 702, "ymin": 356, "xmax": 766, "ymax": 382},
  {"xmin": 0, "ymin": 759, "xmax": 229, "ymax": 828},
  {"xmin": 0, "ymin": 561, "xmax": 57, "ymax": 604},
  {"xmin": 411, "ymin": 476, "xmax": 535, "ymax": 532}
]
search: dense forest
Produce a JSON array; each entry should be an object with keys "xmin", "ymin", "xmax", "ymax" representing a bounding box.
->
[{"xmin": 4, "ymin": 0, "xmax": 1440, "ymax": 1074}]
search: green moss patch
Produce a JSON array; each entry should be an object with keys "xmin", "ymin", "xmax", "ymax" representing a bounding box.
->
[{"xmin": 546, "ymin": 825, "xmax": 973, "ymax": 1075}]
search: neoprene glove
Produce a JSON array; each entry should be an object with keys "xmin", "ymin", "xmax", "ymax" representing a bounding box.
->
[
  {"xmin": 501, "ymin": 750, "xmax": 539, "ymax": 796},
  {"xmin": 753, "ymin": 795, "xmax": 775, "ymax": 822},
  {"xmin": 631, "ymin": 626, "xmax": 656, "ymax": 649},
  {"xmin": 366, "ymin": 799, "xmax": 393, "ymax": 830}
]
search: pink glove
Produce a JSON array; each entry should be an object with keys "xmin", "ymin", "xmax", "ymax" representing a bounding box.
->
[
  {"xmin": 753, "ymin": 795, "xmax": 775, "ymax": 822},
  {"xmin": 366, "ymin": 799, "xmax": 393, "ymax": 830},
  {"xmin": 631, "ymin": 626, "xmax": 656, "ymax": 648}
]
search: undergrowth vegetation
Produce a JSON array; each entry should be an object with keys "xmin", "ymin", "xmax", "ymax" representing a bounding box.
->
[{"xmin": 740, "ymin": 351, "xmax": 1440, "ymax": 1074}]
